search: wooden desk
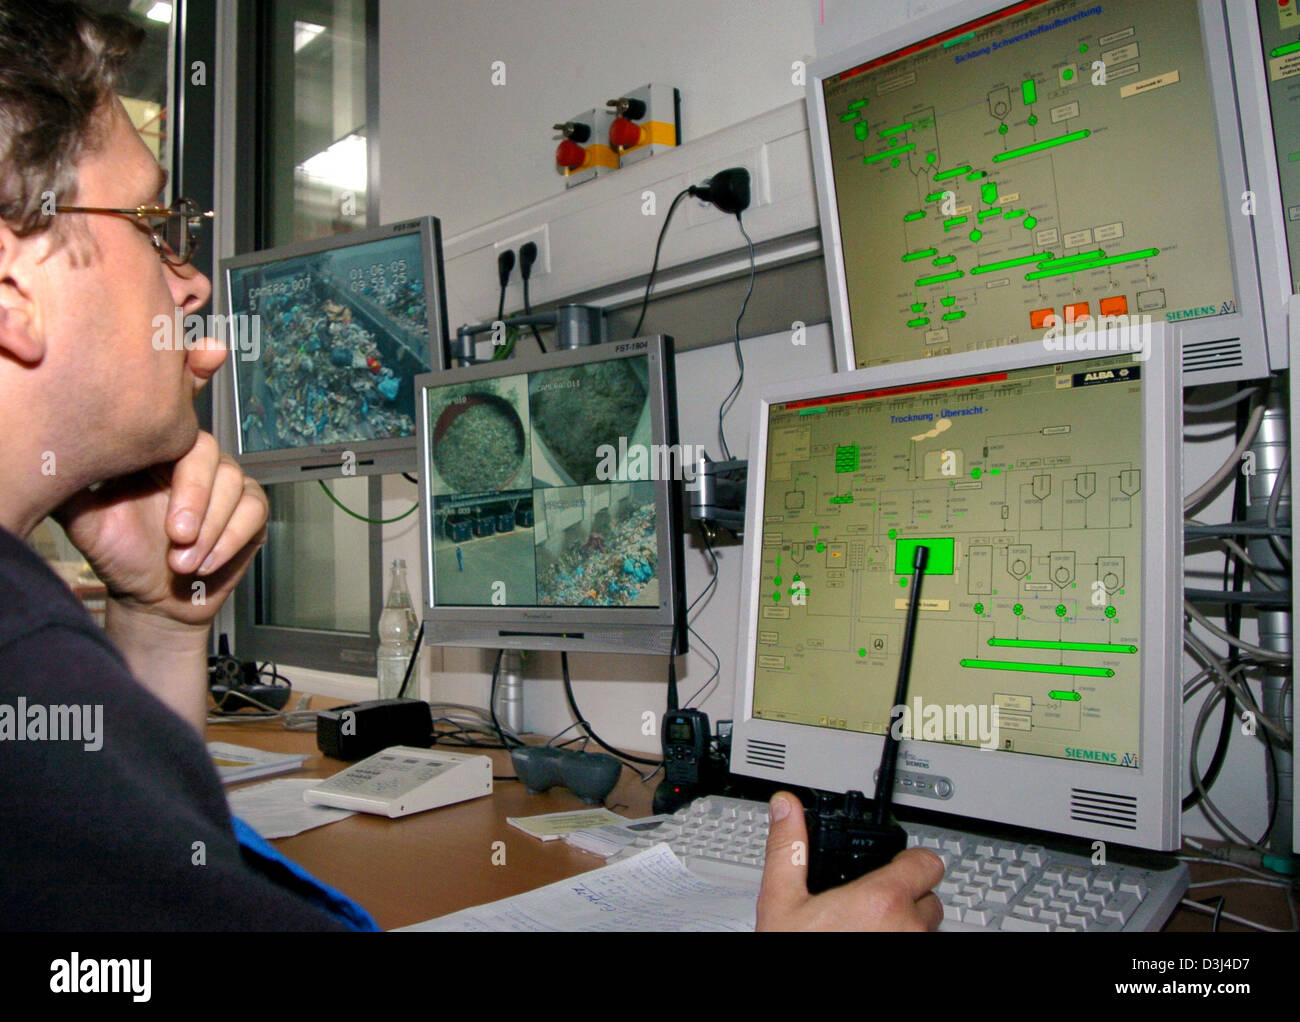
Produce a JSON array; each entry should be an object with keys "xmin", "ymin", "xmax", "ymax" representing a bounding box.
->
[
  {"xmin": 212, "ymin": 708, "xmax": 1297, "ymax": 933},
  {"xmin": 214, "ymin": 711, "xmax": 655, "ymax": 931}
]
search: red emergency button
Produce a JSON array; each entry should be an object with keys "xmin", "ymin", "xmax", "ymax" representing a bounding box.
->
[
  {"xmin": 1064, "ymin": 301, "xmax": 1090, "ymax": 323},
  {"xmin": 1030, "ymin": 307, "xmax": 1057, "ymax": 329},
  {"xmin": 609, "ymin": 117, "xmax": 643, "ymax": 150},
  {"xmin": 555, "ymin": 139, "xmax": 587, "ymax": 170},
  {"xmin": 1099, "ymin": 295, "xmax": 1129, "ymax": 317}
]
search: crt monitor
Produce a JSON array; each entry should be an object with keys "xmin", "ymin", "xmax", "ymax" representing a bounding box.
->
[
  {"xmin": 221, "ymin": 216, "xmax": 449, "ymax": 485},
  {"xmin": 806, "ymin": 0, "xmax": 1270, "ymax": 384},
  {"xmin": 415, "ymin": 335, "xmax": 688, "ymax": 657},
  {"xmin": 1225, "ymin": 0, "xmax": 1298, "ymax": 369},
  {"xmin": 729, "ymin": 325, "xmax": 1183, "ymax": 850}
]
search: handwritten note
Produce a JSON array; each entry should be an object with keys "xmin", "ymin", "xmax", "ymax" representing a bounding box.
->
[{"xmin": 396, "ymin": 844, "xmax": 758, "ymax": 932}]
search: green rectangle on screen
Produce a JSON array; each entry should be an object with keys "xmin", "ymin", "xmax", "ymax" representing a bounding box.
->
[{"xmin": 894, "ymin": 538, "xmax": 955, "ymax": 575}]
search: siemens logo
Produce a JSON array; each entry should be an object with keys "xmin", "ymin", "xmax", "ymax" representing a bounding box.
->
[{"xmin": 1065, "ymin": 747, "xmax": 1118, "ymax": 763}]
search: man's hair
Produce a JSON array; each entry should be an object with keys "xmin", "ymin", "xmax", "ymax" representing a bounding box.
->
[{"xmin": 0, "ymin": 0, "xmax": 144, "ymax": 236}]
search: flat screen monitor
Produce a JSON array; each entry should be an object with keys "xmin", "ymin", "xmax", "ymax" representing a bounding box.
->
[
  {"xmin": 416, "ymin": 336, "xmax": 688, "ymax": 657},
  {"xmin": 221, "ymin": 217, "xmax": 449, "ymax": 484},
  {"xmin": 1226, "ymin": 0, "xmax": 1299, "ymax": 369},
  {"xmin": 729, "ymin": 325, "xmax": 1183, "ymax": 850},
  {"xmin": 807, "ymin": 0, "xmax": 1270, "ymax": 384}
]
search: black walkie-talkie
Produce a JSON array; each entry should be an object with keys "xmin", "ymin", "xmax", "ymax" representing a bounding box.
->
[{"xmin": 805, "ymin": 545, "xmax": 929, "ymax": 894}]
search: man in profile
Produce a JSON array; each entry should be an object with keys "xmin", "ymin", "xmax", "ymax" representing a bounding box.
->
[{"xmin": 0, "ymin": 0, "xmax": 941, "ymax": 931}]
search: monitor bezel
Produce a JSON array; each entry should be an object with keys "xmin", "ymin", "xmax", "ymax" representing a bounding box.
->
[
  {"xmin": 1225, "ymin": 0, "xmax": 1294, "ymax": 370},
  {"xmin": 806, "ymin": 0, "xmax": 1270, "ymax": 382},
  {"xmin": 220, "ymin": 216, "xmax": 449, "ymax": 485},
  {"xmin": 414, "ymin": 335, "xmax": 688, "ymax": 657},
  {"xmin": 729, "ymin": 327, "xmax": 1183, "ymax": 850}
]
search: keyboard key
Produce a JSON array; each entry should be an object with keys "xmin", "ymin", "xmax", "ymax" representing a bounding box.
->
[
  {"xmin": 943, "ymin": 838, "xmax": 967, "ymax": 855},
  {"xmin": 1021, "ymin": 847, "xmax": 1046, "ymax": 867},
  {"xmin": 963, "ymin": 908, "xmax": 995, "ymax": 926},
  {"xmin": 943, "ymin": 902, "xmax": 963, "ymax": 923},
  {"xmin": 1002, "ymin": 916, "xmax": 1052, "ymax": 931},
  {"xmin": 985, "ymin": 888, "xmax": 1011, "ymax": 905}
]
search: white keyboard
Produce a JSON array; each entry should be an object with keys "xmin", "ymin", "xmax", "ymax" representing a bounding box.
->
[{"xmin": 613, "ymin": 795, "xmax": 1189, "ymax": 932}]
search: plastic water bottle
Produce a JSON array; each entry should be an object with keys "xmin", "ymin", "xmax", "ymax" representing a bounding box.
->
[{"xmin": 377, "ymin": 558, "xmax": 417, "ymax": 700}]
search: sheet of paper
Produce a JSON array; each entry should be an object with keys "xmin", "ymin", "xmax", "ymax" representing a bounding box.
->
[
  {"xmin": 226, "ymin": 778, "xmax": 355, "ymax": 839},
  {"xmin": 397, "ymin": 844, "xmax": 758, "ymax": 932},
  {"xmin": 506, "ymin": 808, "xmax": 627, "ymax": 840}
]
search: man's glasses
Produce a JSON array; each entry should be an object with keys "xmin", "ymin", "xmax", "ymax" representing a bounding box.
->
[{"xmin": 53, "ymin": 197, "xmax": 214, "ymax": 266}]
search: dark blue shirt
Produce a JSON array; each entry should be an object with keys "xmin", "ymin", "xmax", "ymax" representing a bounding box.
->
[{"xmin": 0, "ymin": 526, "xmax": 367, "ymax": 930}]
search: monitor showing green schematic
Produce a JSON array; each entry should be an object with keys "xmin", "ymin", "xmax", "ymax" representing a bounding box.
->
[
  {"xmin": 751, "ymin": 351, "xmax": 1145, "ymax": 768},
  {"xmin": 814, "ymin": 0, "xmax": 1243, "ymax": 368}
]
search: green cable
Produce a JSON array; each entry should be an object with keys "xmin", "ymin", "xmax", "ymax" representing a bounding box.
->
[
  {"xmin": 316, "ymin": 479, "xmax": 419, "ymax": 524},
  {"xmin": 491, "ymin": 324, "xmax": 520, "ymax": 360}
]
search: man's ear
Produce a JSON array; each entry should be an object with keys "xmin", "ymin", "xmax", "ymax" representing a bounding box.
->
[{"xmin": 0, "ymin": 221, "xmax": 46, "ymax": 365}]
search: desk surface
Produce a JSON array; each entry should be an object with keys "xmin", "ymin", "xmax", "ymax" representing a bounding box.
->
[
  {"xmin": 216, "ymin": 712, "xmax": 657, "ymax": 930},
  {"xmin": 211, "ymin": 707, "xmax": 1297, "ymax": 933}
]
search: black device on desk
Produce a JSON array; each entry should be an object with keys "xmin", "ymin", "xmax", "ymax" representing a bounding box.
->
[{"xmin": 653, "ymin": 708, "xmax": 710, "ymax": 813}]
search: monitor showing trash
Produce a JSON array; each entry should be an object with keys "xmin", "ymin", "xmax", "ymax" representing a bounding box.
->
[
  {"xmin": 221, "ymin": 217, "xmax": 448, "ymax": 484},
  {"xmin": 415, "ymin": 336, "xmax": 687, "ymax": 656}
]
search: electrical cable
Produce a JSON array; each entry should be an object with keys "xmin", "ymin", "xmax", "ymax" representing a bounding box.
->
[
  {"xmin": 560, "ymin": 651, "xmax": 661, "ymax": 766},
  {"xmin": 1183, "ymin": 406, "xmax": 1252, "ymax": 814},
  {"xmin": 1182, "ymin": 531, "xmax": 1282, "ymax": 591},
  {"xmin": 686, "ymin": 526, "xmax": 720, "ymax": 615},
  {"xmin": 1184, "ymin": 386, "xmax": 1260, "ymax": 415},
  {"xmin": 717, "ymin": 213, "xmax": 757, "ymax": 463},
  {"xmin": 1188, "ymin": 681, "xmax": 1273, "ymax": 852},
  {"xmin": 402, "ymin": 472, "xmax": 418, "ymax": 485},
  {"xmin": 1266, "ymin": 446, "xmax": 1291, "ymax": 567},
  {"xmin": 1186, "ymin": 600, "xmax": 1293, "ymax": 664},
  {"xmin": 521, "ymin": 276, "xmax": 548, "ymax": 354},
  {"xmin": 1185, "ymin": 628, "xmax": 1291, "ymax": 742},
  {"xmin": 1177, "ymin": 897, "xmax": 1281, "ymax": 932},
  {"xmin": 395, "ymin": 620, "xmax": 424, "ymax": 699},
  {"xmin": 683, "ymin": 623, "xmax": 721, "ymax": 709},
  {"xmin": 1183, "ymin": 399, "xmax": 1266, "ymax": 511},
  {"xmin": 631, "ymin": 187, "xmax": 691, "ymax": 338},
  {"xmin": 316, "ymin": 479, "xmax": 417, "ymax": 524},
  {"xmin": 488, "ymin": 648, "xmax": 524, "ymax": 748}
]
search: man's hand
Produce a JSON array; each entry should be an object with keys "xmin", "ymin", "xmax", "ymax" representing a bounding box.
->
[
  {"xmin": 51, "ymin": 432, "xmax": 267, "ymax": 731},
  {"xmin": 755, "ymin": 791, "xmax": 945, "ymax": 931},
  {"xmin": 53, "ymin": 431, "xmax": 267, "ymax": 626}
]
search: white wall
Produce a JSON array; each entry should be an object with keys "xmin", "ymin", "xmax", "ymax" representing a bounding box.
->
[
  {"xmin": 379, "ymin": 0, "xmax": 815, "ymax": 234},
  {"xmin": 306, "ymin": 0, "xmax": 1286, "ymax": 846}
]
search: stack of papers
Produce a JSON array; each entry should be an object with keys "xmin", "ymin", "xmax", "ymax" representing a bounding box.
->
[{"xmin": 208, "ymin": 742, "xmax": 307, "ymax": 785}]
